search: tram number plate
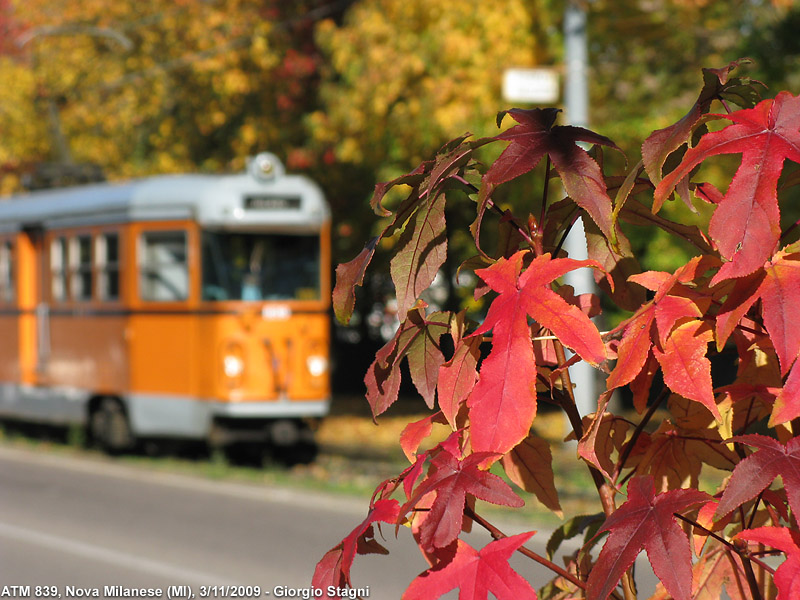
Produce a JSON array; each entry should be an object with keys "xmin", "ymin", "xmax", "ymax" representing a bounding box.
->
[
  {"xmin": 244, "ymin": 195, "xmax": 301, "ymax": 210},
  {"xmin": 262, "ymin": 305, "xmax": 292, "ymax": 320}
]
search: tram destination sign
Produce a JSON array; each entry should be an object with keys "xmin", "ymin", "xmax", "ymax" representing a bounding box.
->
[{"xmin": 244, "ymin": 195, "xmax": 301, "ymax": 210}]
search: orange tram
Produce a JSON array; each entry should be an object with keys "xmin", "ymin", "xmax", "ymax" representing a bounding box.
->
[{"xmin": 0, "ymin": 153, "xmax": 331, "ymax": 460}]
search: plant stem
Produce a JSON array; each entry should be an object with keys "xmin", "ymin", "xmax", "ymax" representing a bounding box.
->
[
  {"xmin": 614, "ymin": 387, "xmax": 670, "ymax": 481},
  {"xmin": 554, "ymin": 210, "xmax": 581, "ymax": 257},
  {"xmin": 674, "ymin": 513, "xmax": 775, "ymax": 576},
  {"xmin": 540, "ymin": 155, "xmax": 552, "ymax": 231}
]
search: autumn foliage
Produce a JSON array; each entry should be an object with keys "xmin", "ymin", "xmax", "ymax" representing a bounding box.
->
[{"xmin": 319, "ymin": 61, "xmax": 800, "ymax": 599}]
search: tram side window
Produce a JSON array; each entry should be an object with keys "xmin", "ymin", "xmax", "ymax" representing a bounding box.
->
[
  {"xmin": 140, "ymin": 231, "xmax": 188, "ymax": 301},
  {"xmin": 70, "ymin": 235, "xmax": 93, "ymax": 301},
  {"xmin": 96, "ymin": 233, "xmax": 120, "ymax": 301},
  {"xmin": 50, "ymin": 238, "xmax": 68, "ymax": 302},
  {"xmin": 0, "ymin": 241, "xmax": 13, "ymax": 302}
]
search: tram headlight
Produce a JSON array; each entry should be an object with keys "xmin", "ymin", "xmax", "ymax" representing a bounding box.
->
[
  {"xmin": 224, "ymin": 354, "xmax": 245, "ymax": 378},
  {"xmin": 306, "ymin": 355, "xmax": 328, "ymax": 378},
  {"xmin": 222, "ymin": 342, "xmax": 246, "ymax": 386}
]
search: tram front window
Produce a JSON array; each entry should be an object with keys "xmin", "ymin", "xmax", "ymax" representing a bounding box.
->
[{"xmin": 202, "ymin": 232, "xmax": 320, "ymax": 301}]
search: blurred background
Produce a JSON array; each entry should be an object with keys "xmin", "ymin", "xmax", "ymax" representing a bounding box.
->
[{"xmin": 1, "ymin": 0, "xmax": 799, "ymax": 593}]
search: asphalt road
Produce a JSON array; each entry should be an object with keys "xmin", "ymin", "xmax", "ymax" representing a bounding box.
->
[{"xmin": 0, "ymin": 446, "xmax": 658, "ymax": 598}]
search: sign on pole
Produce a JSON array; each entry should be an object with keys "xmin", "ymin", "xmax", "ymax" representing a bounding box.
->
[{"xmin": 502, "ymin": 68, "xmax": 560, "ymax": 104}]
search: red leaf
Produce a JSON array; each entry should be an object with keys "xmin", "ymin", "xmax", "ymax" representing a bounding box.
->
[
  {"xmin": 586, "ymin": 476, "xmax": 709, "ymax": 600},
  {"xmin": 468, "ymin": 251, "xmax": 605, "ymax": 456},
  {"xmin": 437, "ymin": 337, "xmax": 480, "ymax": 429},
  {"xmin": 608, "ymin": 257, "xmax": 715, "ymax": 390},
  {"xmin": 759, "ymin": 250, "xmax": 800, "ymax": 375},
  {"xmin": 485, "ymin": 108, "xmax": 621, "ymax": 239},
  {"xmin": 312, "ymin": 499, "xmax": 401, "ymax": 592},
  {"xmin": 402, "ymin": 533, "xmax": 538, "ymax": 600},
  {"xmin": 332, "ymin": 238, "xmax": 378, "ymax": 323},
  {"xmin": 400, "ymin": 414, "xmax": 436, "ymax": 463},
  {"xmin": 653, "ymin": 320, "xmax": 719, "ymax": 420},
  {"xmin": 402, "ymin": 448, "xmax": 523, "ymax": 552},
  {"xmin": 714, "ymin": 434, "xmax": 800, "ymax": 521},
  {"xmin": 643, "ymin": 59, "xmax": 752, "ymax": 194},
  {"xmin": 774, "ymin": 359, "xmax": 800, "ymax": 425},
  {"xmin": 655, "ymin": 93, "xmax": 800, "ymax": 284},
  {"xmin": 737, "ymin": 527, "xmax": 800, "ymax": 600}
]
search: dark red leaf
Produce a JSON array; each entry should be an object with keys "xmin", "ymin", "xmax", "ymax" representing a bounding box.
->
[
  {"xmin": 714, "ymin": 434, "xmax": 800, "ymax": 521},
  {"xmin": 402, "ymin": 448, "xmax": 523, "ymax": 552},
  {"xmin": 484, "ymin": 108, "xmax": 621, "ymax": 239},
  {"xmin": 586, "ymin": 476, "xmax": 709, "ymax": 600},
  {"xmin": 312, "ymin": 499, "xmax": 401, "ymax": 592}
]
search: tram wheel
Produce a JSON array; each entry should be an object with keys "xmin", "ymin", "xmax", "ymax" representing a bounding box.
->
[{"xmin": 90, "ymin": 398, "xmax": 134, "ymax": 454}]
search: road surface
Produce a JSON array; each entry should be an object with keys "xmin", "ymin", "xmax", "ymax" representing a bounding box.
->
[{"xmin": 0, "ymin": 445, "xmax": 657, "ymax": 598}]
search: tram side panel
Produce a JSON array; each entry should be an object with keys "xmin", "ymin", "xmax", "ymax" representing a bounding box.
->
[{"xmin": 125, "ymin": 221, "xmax": 204, "ymax": 439}]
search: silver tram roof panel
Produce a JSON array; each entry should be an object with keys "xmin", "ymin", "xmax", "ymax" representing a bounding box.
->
[{"xmin": 0, "ymin": 154, "xmax": 329, "ymax": 233}]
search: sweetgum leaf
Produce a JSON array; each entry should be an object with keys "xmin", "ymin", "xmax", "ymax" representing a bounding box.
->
[
  {"xmin": 642, "ymin": 59, "xmax": 754, "ymax": 191},
  {"xmin": 402, "ymin": 533, "xmax": 538, "ymax": 600},
  {"xmin": 332, "ymin": 237, "xmax": 378, "ymax": 324},
  {"xmin": 715, "ymin": 434, "xmax": 800, "ymax": 521},
  {"xmin": 437, "ymin": 337, "xmax": 480, "ymax": 429},
  {"xmin": 402, "ymin": 448, "xmax": 523, "ymax": 552},
  {"xmin": 737, "ymin": 527, "xmax": 800, "ymax": 600},
  {"xmin": 501, "ymin": 434, "xmax": 561, "ymax": 514},
  {"xmin": 364, "ymin": 306, "xmax": 448, "ymax": 417},
  {"xmin": 468, "ymin": 251, "xmax": 605, "ymax": 456},
  {"xmin": 312, "ymin": 499, "xmax": 401, "ymax": 593},
  {"xmin": 586, "ymin": 476, "xmax": 709, "ymax": 600},
  {"xmin": 485, "ymin": 107, "xmax": 621, "ymax": 239},
  {"xmin": 655, "ymin": 92, "xmax": 800, "ymax": 284},
  {"xmin": 390, "ymin": 188, "xmax": 448, "ymax": 321},
  {"xmin": 653, "ymin": 320, "xmax": 718, "ymax": 420}
]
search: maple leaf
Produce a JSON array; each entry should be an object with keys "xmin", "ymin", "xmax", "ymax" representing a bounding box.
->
[
  {"xmin": 714, "ymin": 434, "xmax": 800, "ymax": 521},
  {"xmin": 401, "ymin": 448, "xmax": 523, "ymax": 552},
  {"xmin": 654, "ymin": 92, "xmax": 800, "ymax": 284},
  {"xmin": 586, "ymin": 476, "xmax": 709, "ymax": 600},
  {"xmin": 627, "ymin": 420, "xmax": 737, "ymax": 493},
  {"xmin": 468, "ymin": 251, "xmax": 605, "ymax": 456},
  {"xmin": 484, "ymin": 107, "xmax": 621, "ymax": 239},
  {"xmin": 737, "ymin": 527, "xmax": 800, "ymax": 600},
  {"xmin": 577, "ymin": 396, "xmax": 631, "ymax": 482},
  {"xmin": 402, "ymin": 533, "xmax": 538, "ymax": 600},
  {"xmin": 312, "ymin": 499, "xmax": 400, "ymax": 593}
]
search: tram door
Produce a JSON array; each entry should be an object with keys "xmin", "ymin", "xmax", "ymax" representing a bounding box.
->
[{"xmin": 18, "ymin": 226, "xmax": 49, "ymax": 385}]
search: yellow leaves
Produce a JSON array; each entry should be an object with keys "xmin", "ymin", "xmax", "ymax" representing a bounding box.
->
[{"xmin": 311, "ymin": 0, "xmax": 539, "ymax": 169}]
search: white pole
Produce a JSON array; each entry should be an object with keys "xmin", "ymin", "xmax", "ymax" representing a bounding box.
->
[{"xmin": 562, "ymin": 1, "xmax": 597, "ymax": 422}]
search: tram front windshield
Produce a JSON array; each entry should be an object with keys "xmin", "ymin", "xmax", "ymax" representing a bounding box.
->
[{"xmin": 202, "ymin": 231, "xmax": 320, "ymax": 301}]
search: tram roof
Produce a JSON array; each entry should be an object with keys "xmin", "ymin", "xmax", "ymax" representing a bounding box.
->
[{"xmin": 0, "ymin": 160, "xmax": 329, "ymax": 233}]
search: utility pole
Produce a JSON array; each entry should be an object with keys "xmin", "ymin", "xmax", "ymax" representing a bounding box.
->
[{"xmin": 562, "ymin": 1, "xmax": 597, "ymax": 421}]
